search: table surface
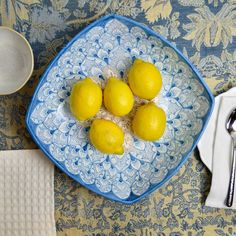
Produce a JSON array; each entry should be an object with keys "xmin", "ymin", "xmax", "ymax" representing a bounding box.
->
[{"xmin": 1, "ymin": 1, "xmax": 236, "ymax": 235}]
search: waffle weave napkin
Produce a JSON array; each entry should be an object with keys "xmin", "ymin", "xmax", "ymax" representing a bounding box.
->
[{"xmin": 0, "ymin": 149, "xmax": 56, "ymax": 236}]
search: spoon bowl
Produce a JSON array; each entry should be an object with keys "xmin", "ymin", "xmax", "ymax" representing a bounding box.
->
[{"xmin": 226, "ymin": 109, "xmax": 236, "ymax": 136}]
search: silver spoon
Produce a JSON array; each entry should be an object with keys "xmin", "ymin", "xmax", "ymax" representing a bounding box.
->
[{"xmin": 226, "ymin": 108, "xmax": 236, "ymax": 207}]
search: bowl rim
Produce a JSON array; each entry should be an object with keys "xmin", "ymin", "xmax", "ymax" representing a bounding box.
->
[
  {"xmin": 25, "ymin": 14, "xmax": 215, "ymax": 204},
  {"xmin": 0, "ymin": 26, "xmax": 34, "ymax": 95}
]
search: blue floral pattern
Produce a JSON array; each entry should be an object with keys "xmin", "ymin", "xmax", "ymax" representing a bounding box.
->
[{"xmin": 1, "ymin": 0, "xmax": 236, "ymax": 235}]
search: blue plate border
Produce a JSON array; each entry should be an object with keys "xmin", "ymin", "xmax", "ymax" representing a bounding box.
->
[{"xmin": 26, "ymin": 14, "xmax": 215, "ymax": 204}]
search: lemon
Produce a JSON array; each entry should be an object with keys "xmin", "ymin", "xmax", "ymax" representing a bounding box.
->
[
  {"xmin": 89, "ymin": 119, "xmax": 124, "ymax": 154},
  {"xmin": 70, "ymin": 78, "xmax": 102, "ymax": 121},
  {"xmin": 104, "ymin": 77, "xmax": 134, "ymax": 117},
  {"xmin": 132, "ymin": 102, "xmax": 166, "ymax": 141},
  {"xmin": 128, "ymin": 59, "xmax": 162, "ymax": 100}
]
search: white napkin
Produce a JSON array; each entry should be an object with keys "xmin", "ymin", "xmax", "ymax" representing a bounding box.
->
[
  {"xmin": 198, "ymin": 87, "xmax": 236, "ymax": 208},
  {"xmin": 0, "ymin": 149, "xmax": 56, "ymax": 236}
]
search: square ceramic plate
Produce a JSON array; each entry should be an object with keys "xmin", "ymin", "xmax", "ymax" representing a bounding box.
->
[{"xmin": 26, "ymin": 14, "xmax": 214, "ymax": 204}]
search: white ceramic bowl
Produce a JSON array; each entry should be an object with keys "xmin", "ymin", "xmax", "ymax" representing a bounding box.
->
[{"xmin": 0, "ymin": 27, "xmax": 34, "ymax": 95}]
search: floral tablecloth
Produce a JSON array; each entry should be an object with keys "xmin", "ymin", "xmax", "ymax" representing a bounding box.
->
[{"xmin": 1, "ymin": 0, "xmax": 236, "ymax": 235}]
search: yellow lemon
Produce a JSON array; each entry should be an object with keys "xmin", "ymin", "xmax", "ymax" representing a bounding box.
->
[
  {"xmin": 128, "ymin": 59, "xmax": 162, "ymax": 100},
  {"xmin": 70, "ymin": 78, "xmax": 102, "ymax": 121},
  {"xmin": 89, "ymin": 119, "xmax": 124, "ymax": 154},
  {"xmin": 104, "ymin": 77, "xmax": 134, "ymax": 116},
  {"xmin": 132, "ymin": 102, "xmax": 166, "ymax": 141}
]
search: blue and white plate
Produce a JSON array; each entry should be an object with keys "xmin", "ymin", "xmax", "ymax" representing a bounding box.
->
[{"xmin": 26, "ymin": 14, "xmax": 214, "ymax": 204}]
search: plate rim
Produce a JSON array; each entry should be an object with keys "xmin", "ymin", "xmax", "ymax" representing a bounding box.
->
[{"xmin": 26, "ymin": 14, "xmax": 215, "ymax": 204}]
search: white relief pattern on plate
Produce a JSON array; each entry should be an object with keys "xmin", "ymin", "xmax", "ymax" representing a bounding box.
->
[{"xmin": 30, "ymin": 19, "xmax": 211, "ymax": 200}]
